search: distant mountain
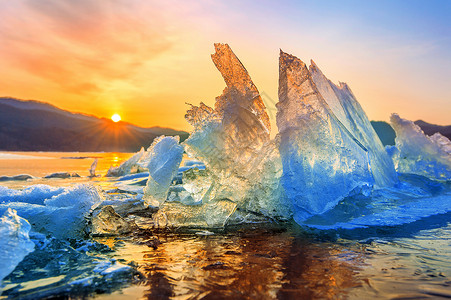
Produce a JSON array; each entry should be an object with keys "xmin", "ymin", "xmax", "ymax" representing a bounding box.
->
[
  {"xmin": 0, "ymin": 97, "xmax": 189, "ymax": 152},
  {"xmin": 414, "ymin": 120, "xmax": 451, "ymax": 140},
  {"xmin": 371, "ymin": 120, "xmax": 451, "ymax": 146}
]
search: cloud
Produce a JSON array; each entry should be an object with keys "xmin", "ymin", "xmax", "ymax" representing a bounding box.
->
[{"xmin": 0, "ymin": 0, "xmax": 174, "ymax": 95}]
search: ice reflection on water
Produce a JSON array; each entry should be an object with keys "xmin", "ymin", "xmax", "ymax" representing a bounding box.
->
[
  {"xmin": 93, "ymin": 220, "xmax": 451, "ymax": 300},
  {"xmin": 95, "ymin": 228, "xmax": 364, "ymax": 299}
]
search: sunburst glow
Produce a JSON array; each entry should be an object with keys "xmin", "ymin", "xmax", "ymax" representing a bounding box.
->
[{"xmin": 111, "ymin": 114, "xmax": 121, "ymax": 122}]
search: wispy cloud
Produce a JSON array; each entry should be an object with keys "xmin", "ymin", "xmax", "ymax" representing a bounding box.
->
[{"xmin": 0, "ymin": 0, "xmax": 174, "ymax": 95}]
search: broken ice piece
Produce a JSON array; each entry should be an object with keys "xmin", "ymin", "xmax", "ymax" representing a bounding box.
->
[
  {"xmin": 390, "ymin": 113, "xmax": 451, "ymax": 180},
  {"xmin": 90, "ymin": 205, "xmax": 137, "ymax": 236},
  {"xmin": 152, "ymin": 200, "xmax": 237, "ymax": 228},
  {"xmin": 142, "ymin": 136, "xmax": 184, "ymax": 207},
  {"xmin": 276, "ymin": 50, "xmax": 373, "ymax": 223},
  {"xmin": 0, "ymin": 208, "xmax": 35, "ymax": 284}
]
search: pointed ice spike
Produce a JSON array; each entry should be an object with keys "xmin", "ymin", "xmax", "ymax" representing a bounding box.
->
[
  {"xmin": 309, "ymin": 60, "xmax": 351, "ymax": 129},
  {"xmin": 180, "ymin": 44, "xmax": 291, "ymax": 222},
  {"xmin": 310, "ymin": 61, "xmax": 398, "ymax": 187},
  {"xmin": 143, "ymin": 136, "xmax": 184, "ymax": 207},
  {"xmin": 211, "ymin": 43, "xmax": 271, "ymax": 133},
  {"xmin": 277, "ymin": 50, "xmax": 374, "ymax": 223},
  {"xmin": 184, "ymin": 44, "xmax": 271, "ymax": 176}
]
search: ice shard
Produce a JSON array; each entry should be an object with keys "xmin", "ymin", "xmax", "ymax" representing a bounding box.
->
[
  {"xmin": 184, "ymin": 43, "xmax": 271, "ymax": 176},
  {"xmin": 310, "ymin": 61, "xmax": 398, "ymax": 187},
  {"xmin": 106, "ymin": 147, "xmax": 145, "ymax": 177},
  {"xmin": 179, "ymin": 44, "xmax": 290, "ymax": 223},
  {"xmin": 389, "ymin": 114, "xmax": 451, "ymax": 180},
  {"xmin": 0, "ymin": 208, "xmax": 35, "ymax": 284},
  {"xmin": 90, "ymin": 205, "xmax": 137, "ymax": 236},
  {"xmin": 142, "ymin": 136, "xmax": 184, "ymax": 207},
  {"xmin": 151, "ymin": 44, "xmax": 290, "ymax": 227},
  {"xmin": 276, "ymin": 50, "xmax": 373, "ymax": 223},
  {"xmin": 89, "ymin": 158, "xmax": 98, "ymax": 177}
]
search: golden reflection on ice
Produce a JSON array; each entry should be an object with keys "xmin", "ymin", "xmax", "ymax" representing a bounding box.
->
[{"xmin": 95, "ymin": 229, "xmax": 364, "ymax": 299}]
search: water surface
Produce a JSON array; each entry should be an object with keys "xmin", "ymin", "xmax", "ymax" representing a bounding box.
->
[{"xmin": 1, "ymin": 152, "xmax": 450, "ymax": 299}]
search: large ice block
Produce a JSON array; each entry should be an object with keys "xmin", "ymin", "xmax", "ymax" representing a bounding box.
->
[
  {"xmin": 184, "ymin": 43, "xmax": 271, "ymax": 176},
  {"xmin": 0, "ymin": 208, "xmax": 35, "ymax": 284},
  {"xmin": 390, "ymin": 114, "xmax": 451, "ymax": 180},
  {"xmin": 142, "ymin": 136, "xmax": 184, "ymax": 207},
  {"xmin": 310, "ymin": 61, "xmax": 398, "ymax": 187},
  {"xmin": 276, "ymin": 50, "xmax": 373, "ymax": 223},
  {"xmin": 180, "ymin": 44, "xmax": 291, "ymax": 223}
]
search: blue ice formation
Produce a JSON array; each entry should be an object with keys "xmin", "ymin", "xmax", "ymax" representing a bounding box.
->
[
  {"xmin": 0, "ymin": 184, "xmax": 103, "ymax": 239},
  {"xmin": 310, "ymin": 61, "xmax": 398, "ymax": 188},
  {"xmin": 300, "ymin": 173, "xmax": 451, "ymax": 230},
  {"xmin": 389, "ymin": 114, "xmax": 451, "ymax": 180},
  {"xmin": 2, "ymin": 44, "xmax": 450, "ymax": 235},
  {"xmin": 276, "ymin": 51, "xmax": 374, "ymax": 223},
  {"xmin": 0, "ymin": 208, "xmax": 34, "ymax": 285},
  {"xmin": 145, "ymin": 44, "xmax": 449, "ymax": 228}
]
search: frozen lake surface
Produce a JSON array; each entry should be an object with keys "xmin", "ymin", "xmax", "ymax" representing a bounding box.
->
[{"xmin": 0, "ymin": 152, "xmax": 450, "ymax": 299}]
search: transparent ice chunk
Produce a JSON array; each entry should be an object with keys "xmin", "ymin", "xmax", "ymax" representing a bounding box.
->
[
  {"xmin": 276, "ymin": 50, "xmax": 373, "ymax": 223},
  {"xmin": 0, "ymin": 208, "xmax": 35, "ymax": 284},
  {"xmin": 142, "ymin": 136, "xmax": 184, "ymax": 207}
]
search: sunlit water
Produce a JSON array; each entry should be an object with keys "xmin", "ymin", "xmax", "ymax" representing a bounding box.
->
[{"xmin": 1, "ymin": 152, "xmax": 450, "ymax": 299}]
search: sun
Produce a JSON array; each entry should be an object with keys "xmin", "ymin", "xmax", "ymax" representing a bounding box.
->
[{"xmin": 111, "ymin": 114, "xmax": 121, "ymax": 122}]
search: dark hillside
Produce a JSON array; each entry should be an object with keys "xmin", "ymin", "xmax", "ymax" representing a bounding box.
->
[{"xmin": 0, "ymin": 98, "xmax": 188, "ymax": 152}]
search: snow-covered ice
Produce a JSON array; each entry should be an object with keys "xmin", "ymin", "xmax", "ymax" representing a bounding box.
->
[{"xmin": 0, "ymin": 184, "xmax": 65, "ymax": 205}]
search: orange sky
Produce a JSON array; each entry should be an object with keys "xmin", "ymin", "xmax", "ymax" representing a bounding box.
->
[{"xmin": 1, "ymin": 1, "xmax": 450, "ymax": 132}]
